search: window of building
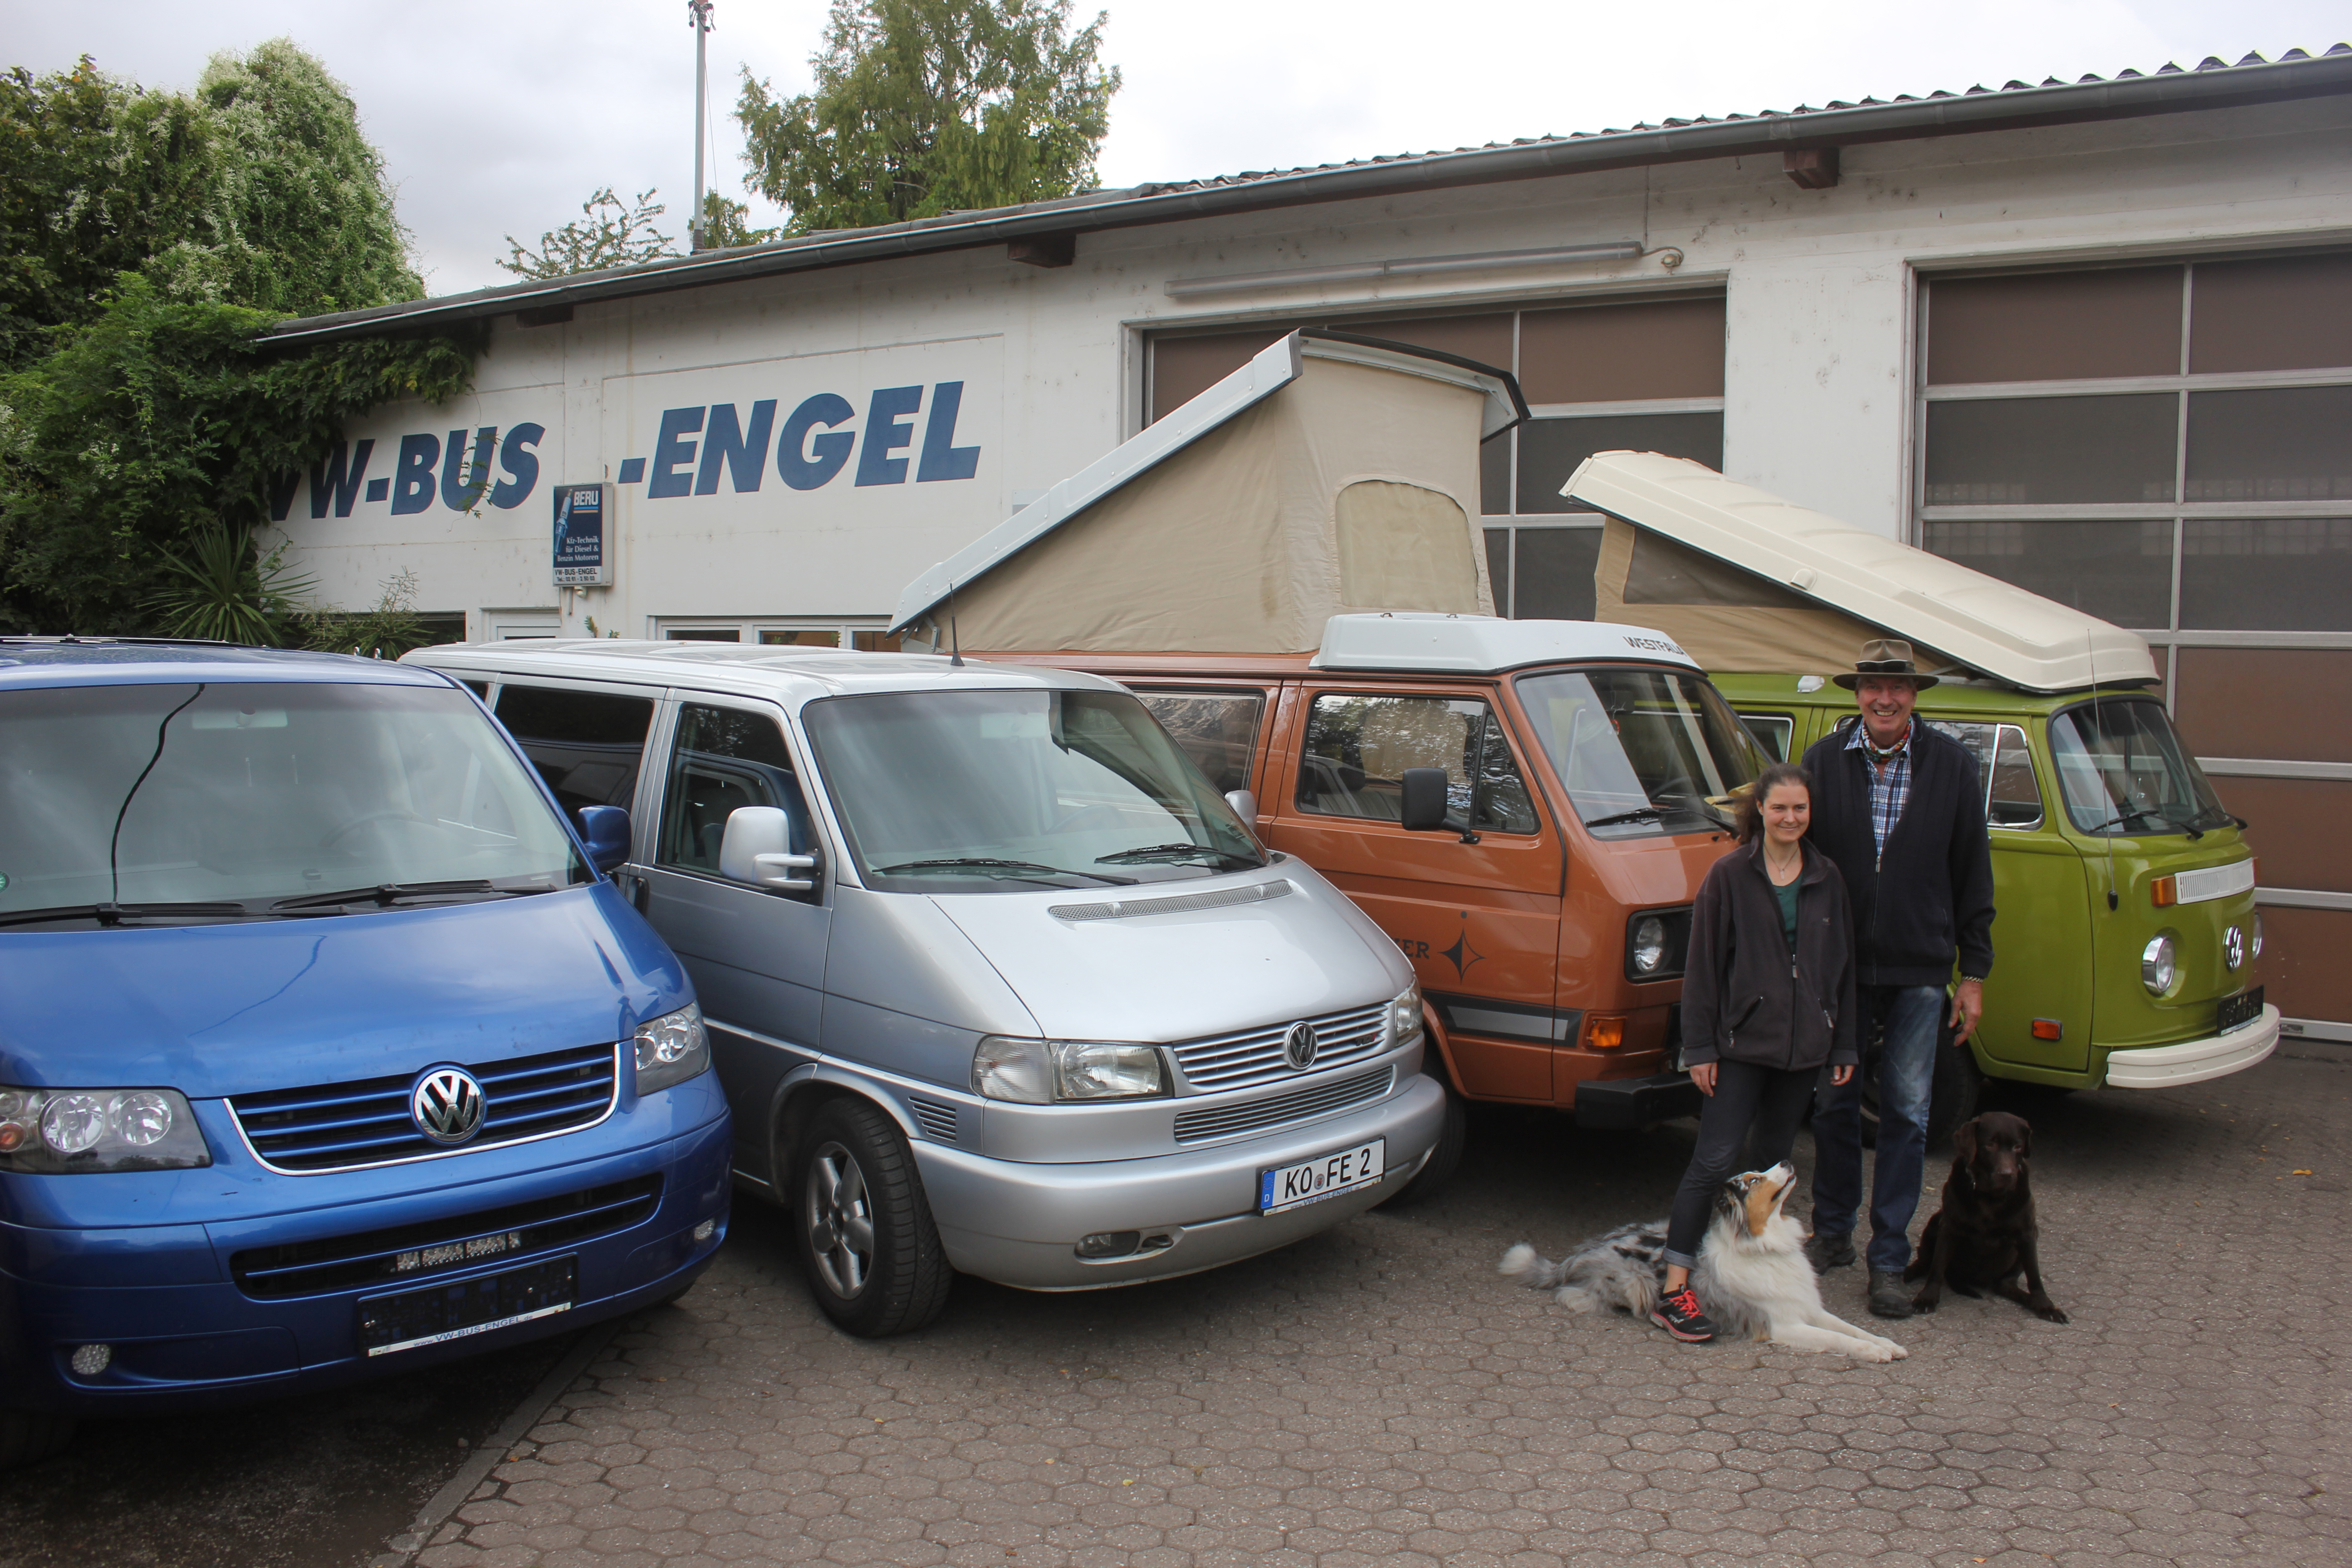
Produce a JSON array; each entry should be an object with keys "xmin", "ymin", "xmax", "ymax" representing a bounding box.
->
[
  {"xmin": 1144, "ymin": 295, "xmax": 1725, "ymax": 623},
  {"xmin": 653, "ymin": 619, "xmax": 904, "ymax": 651}
]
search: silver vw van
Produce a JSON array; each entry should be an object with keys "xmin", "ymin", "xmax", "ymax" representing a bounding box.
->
[{"xmin": 406, "ymin": 642, "xmax": 1442, "ymax": 1334}]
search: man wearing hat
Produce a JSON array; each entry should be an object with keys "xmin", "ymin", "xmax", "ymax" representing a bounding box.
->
[{"xmin": 1799, "ymin": 639, "xmax": 1996, "ymax": 1318}]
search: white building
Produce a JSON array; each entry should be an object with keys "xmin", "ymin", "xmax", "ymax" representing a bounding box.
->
[{"xmin": 274, "ymin": 47, "xmax": 2352, "ymax": 1034}]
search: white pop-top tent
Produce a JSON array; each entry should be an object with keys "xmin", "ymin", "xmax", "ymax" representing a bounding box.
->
[
  {"xmin": 892, "ymin": 331, "xmax": 1525, "ymax": 654},
  {"xmin": 1565, "ymin": 452, "xmax": 2160, "ymax": 693}
]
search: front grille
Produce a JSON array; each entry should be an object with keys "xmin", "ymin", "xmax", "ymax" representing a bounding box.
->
[
  {"xmin": 228, "ymin": 1043, "xmax": 620, "ymax": 1173},
  {"xmin": 230, "ymin": 1174, "xmax": 662, "ymax": 1298},
  {"xmin": 1174, "ymin": 1065, "xmax": 1393, "ymax": 1143},
  {"xmin": 1169, "ymin": 1001, "xmax": 1389, "ymax": 1091},
  {"xmin": 908, "ymin": 1097, "xmax": 960, "ymax": 1141}
]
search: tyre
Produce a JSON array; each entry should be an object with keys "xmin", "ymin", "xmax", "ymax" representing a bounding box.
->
[
  {"xmin": 1375, "ymin": 1075, "xmax": 1465, "ymax": 1208},
  {"xmin": 793, "ymin": 1097, "xmax": 951, "ymax": 1337},
  {"xmin": 0, "ymin": 1410, "xmax": 75, "ymax": 1472},
  {"xmin": 1860, "ymin": 1016, "xmax": 1984, "ymax": 1151}
]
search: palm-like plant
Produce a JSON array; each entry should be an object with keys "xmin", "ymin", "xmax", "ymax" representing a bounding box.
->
[{"xmin": 147, "ymin": 526, "xmax": 315, "ymax": 645}]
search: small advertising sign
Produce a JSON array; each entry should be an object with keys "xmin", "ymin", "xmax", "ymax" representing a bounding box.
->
[{"xmin": 552, "ymin": 482, "xmax": 612, "ymax": 586}]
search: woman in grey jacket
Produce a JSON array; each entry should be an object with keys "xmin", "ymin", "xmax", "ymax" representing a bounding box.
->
[{"xmin": 1649, "ymin": 762, "xmax": 1862, "ymax": 1342}]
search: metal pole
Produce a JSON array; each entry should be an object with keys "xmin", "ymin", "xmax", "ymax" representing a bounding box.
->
[{"xmin": 687, "ymin": 2, "xmax": 714, "ymax": 250}]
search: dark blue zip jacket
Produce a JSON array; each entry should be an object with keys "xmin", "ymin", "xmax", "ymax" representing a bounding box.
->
[{"xmin": 1800, "ymin": 717, "xmax": 1996, "ymax": 988}]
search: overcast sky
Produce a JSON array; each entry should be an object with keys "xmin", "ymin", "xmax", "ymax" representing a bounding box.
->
[{"xmin": 11, "ymin": 0, "xmax": 2349, "ymax": 299}]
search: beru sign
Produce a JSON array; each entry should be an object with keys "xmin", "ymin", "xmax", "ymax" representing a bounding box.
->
[{"xmin": 552, "ymin": 483, "xmax": 611, "ymax": 586}]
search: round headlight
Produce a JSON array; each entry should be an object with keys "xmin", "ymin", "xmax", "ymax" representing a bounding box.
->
[
  {"xmin": 40, "ymin": 1093, "xmax": 109, "ymax": 1155},
  {"xmin": 2141, "ymin": 934, "xmax": 2177, "ymax": 995},
  {"xmin": 1631, "ymin": 916, "xmax": 1667, "ymax": 975},
  {"xmin": 108, "ymin": 1091, "xmax": 175, "ymax": 1147}
]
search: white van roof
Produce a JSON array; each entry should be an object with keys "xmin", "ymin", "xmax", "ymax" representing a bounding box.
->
[
  {"xmin": 403, "ymin": 639, "xmax": 1122, "ymax": 702},
  {"xmin": 1564, "ymin": 452, "xmax": 2159, "ymax": 693},
  {"xmin": 1310, "ymin": 613, "xmax": 1701, "ymax": 675}
]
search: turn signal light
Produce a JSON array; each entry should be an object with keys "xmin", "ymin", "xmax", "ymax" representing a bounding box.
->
[
  {"xmin": 2150, "ymin": 875, "xmax": 2177, "ymax": 907},
  {"xmin": 1584, "ymin": 1015, "xmax": 1627, "ymax": 1050},
  {"xmin": 2031, "ymin": 1019, "xmax": 2064, "ymax": 1041}
]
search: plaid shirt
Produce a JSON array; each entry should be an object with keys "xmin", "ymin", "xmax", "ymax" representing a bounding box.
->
[{"xmin": 1845, "ymin": 718, "xmax": 1914, "ymax": 862}]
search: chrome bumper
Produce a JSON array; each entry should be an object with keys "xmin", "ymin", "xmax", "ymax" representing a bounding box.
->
[{"xmin": 2103, "ymin": 1005, "xmax": 2280, "ymax": 1088}]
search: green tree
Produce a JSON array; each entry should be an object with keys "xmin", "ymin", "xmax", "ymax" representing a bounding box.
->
[
  {"xmin": 0, "ymin": 42, "xmax": 475, "ymax": 637},
  {"xmin": 499, "ymin": 186, "xmax": 681, "ymax": 279},
  {"xmin": 737, "ymin": 0, "xmax": 1119, "ymax": 236}
]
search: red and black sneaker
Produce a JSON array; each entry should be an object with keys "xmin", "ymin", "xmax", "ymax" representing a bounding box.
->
[{"xmin": 1650, "ymin": 1286, "xmax": 1718, "ymax": 1342}]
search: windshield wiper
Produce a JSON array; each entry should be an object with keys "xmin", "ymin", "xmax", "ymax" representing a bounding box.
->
[
  {"xmin": 2081, "ymin": 806, "xmax": 2164, "ymax": 835},
  {"xmin": 1095, "ymin": 843, "xmax": 1259, "ymax": 867},
  {"xmin": 0, "ymin": 900, "xmax": 256, "ymax": 931},
  {"xmin": 872, "ymin": 858, "xmax": 1137, "ymax": 886},
  {"xmin": 268, "ymin": 879, "xmax": 554, "ymax": 912},
  {"xmin": 1581, "ymin": 807, "xmax": 1665, "ymax": 829}
]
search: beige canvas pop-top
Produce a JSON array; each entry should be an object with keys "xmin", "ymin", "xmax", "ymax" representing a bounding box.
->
[
  {"xmin": 1565, "ymin": 451, "xmax": 2159, "ymax": 692},
  {"xmin": 892, "ymin": 331, "xmax": 1525, "ymax": 654}
]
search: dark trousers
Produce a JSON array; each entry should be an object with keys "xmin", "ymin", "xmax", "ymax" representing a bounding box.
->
[{"xmin": 1662, "ymin": 1059, "xmax": 1818, "ymax": 1267}]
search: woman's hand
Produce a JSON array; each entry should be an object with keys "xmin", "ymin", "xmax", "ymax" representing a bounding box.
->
[
  {"xmin": 1831, "ymin": 1063, "xmax": 1854, "ymax": 1086},
  {"xmin": 1691, "ymin": 1061, "xmax": 1717, "ymax": 1096}
]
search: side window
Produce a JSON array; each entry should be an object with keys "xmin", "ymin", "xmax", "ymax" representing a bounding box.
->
[
  {"xmin": 1743, "ymin": 712, "xmax": 1794, "ymax": 762},
  {"xmin": 1989, "ymin": 722, "xmax": 2044, "ymax": 829},
  {"xmin": 657, "ymin": 704, "xmax": 812, "ymax": 875},
  {"xmin": 1132, "ymin": 689, "xmax": 1266, "ymax": 794},
  {"xmin": 1297, "ymin": 693, "xmax": 1538, "ymax": 835},
  {"xmin": 493, "ymin": 686, "xmax": 654, "ymax": 815}
]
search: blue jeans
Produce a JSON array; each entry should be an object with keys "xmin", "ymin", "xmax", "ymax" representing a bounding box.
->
[{"xmin": 1809, "ymin": 984, "xmax": 1944, "ymax": 1274}]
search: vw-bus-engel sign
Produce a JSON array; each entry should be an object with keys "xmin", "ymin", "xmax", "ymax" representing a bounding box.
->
[{"xmin": 270, "ymin": 382, "xmax": 985, "ymax": 522}]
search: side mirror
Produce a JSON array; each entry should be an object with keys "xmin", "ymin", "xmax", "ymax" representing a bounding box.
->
[
  {"xmin": 576, "ymin": 805, "xmax": 631, "ymax": 874},
  {"xmin": 1224, "ymin": 789, "xmax": 1258, "ymax": 826},
  {"xmin": 719, "ymin": 806, "xmax": 821, "ymax": 893},
  {"xmin": 1399, "ymin": 768, "xmax": 1450, "ymax": 832}
]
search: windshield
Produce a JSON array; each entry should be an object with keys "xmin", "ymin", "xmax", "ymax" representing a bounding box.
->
[
  {"xmin": 801, "ymin": 686, "xmax": 1264, "ymax": 892},
  {"xmin": 2050, "ymin": 696, "xmax": 2230, "ymax": 837},
  {"xmin": 1516, "ymin": 668, "xmax": 1767, "ymax": 838},
  {"xmin": 0, "ymin": 681, "xmax": 585, "ymax": 925}
]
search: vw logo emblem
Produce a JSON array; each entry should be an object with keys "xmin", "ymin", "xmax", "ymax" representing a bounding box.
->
[
  {"xmin": 1282, "ymin": 1020, "xmax": 1321, "ymax": 1071},
  {"xmin": 412, "ymin": 1068, "xmax": 487, "ymax": 1144},
  {"xmin": 2224, "ymin": 926, "xmax": 2245, "ymax": 971}
]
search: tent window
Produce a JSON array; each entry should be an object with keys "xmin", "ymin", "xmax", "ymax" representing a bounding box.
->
[
  {"xmin": 1622, "ymin": 529, "xmax": 1811, "ymax": 609},
  {"xmin": 1333, "ymin": 480, "xmax": 1477, "ymax": 609}
]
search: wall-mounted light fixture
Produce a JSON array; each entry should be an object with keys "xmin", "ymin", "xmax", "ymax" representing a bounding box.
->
[{"xmin": 1163, "ymin": 241, "xmax": 1677, "ymax": 300}]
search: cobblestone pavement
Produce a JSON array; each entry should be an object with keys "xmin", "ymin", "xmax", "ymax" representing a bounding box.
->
[{"xmin": 411, "ymin": 1053, "xmax": 2350, "ymax": 1568}]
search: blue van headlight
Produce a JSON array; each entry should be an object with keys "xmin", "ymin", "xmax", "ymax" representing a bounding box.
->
[
  {"xmin": 0, "ymin": 1087, "xmax": 211, "ymax": 1173},
  {"xmin": 633, "ymin": 1005, "xmax": 711, "ymax": 1093}
]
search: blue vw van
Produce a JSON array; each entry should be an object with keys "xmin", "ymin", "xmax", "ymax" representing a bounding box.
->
[{"xmin": 0, "ymin": 640, "xmax": 730, "ymax": 1468}]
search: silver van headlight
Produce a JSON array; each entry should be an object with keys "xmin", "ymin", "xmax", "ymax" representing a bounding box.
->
[
  {"xmin": 1389, "ymin": 984, "xmax": 1424, "ymax": 1046},
  {"xmin": 0, "ymin": 1086, "xmax": 211, "ymax": 1172},
  {"xmin": 972, "ymin": 1036, "xmax": 1169, "ymax": 1102},
  {"xmin": 634, "ymin": 1004, "xmax": 710, "ymax": 1093},
  {"xmin": 2141, "ymin": 935, "xmax": 2177, "ymax": 995}
]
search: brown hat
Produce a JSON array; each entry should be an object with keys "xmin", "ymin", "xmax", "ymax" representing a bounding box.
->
[{"xmin": 1831, "ymin": 638, "xmax": 1940, "ymax": 691}]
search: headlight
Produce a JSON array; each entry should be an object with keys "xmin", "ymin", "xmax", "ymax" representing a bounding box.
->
[
  {"xmin": 1625, "ymin": 908, "xmax": 1692, "ymax": 980},
  {"xmin": 2141, "ymin": 935, "xmax": 2177, "ymax": 995},
  {"xmin": 1389, "ymin": 984, "xmax": 1424, "ymax": 1046},
  {"xmin": 971, "ymin": 1036, "xmax": 1168, "ymax": 1102},
  {"xmin": 1630, "ymin": 916, "xmax": 1667, "ymax": 975},
  {"xmin": 633, "ymin": 1004, "xmax": 710, "ymax": 1094},
  {"xmin": 0, "ymin": 1086, "xmax": 210, "ymax": 1173}
]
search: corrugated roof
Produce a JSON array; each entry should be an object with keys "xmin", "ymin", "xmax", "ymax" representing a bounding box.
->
[{"xmin": 270, "ymin": 45, "xmax": 2352, "ymax": 345}]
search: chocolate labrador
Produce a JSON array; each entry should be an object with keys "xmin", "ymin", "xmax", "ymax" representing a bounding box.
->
[{"xmin": 1905, "ymin": 1111, "xmax": 2068, "ymax": 1322}]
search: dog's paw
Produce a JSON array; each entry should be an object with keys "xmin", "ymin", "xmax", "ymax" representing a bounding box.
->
[
  {"xmin": 2034, "ymin": 1304, "xmax": 2070, "ymax": 1324},
  {"xmin": 1855, "ymin": 1342, "xmax": 1901, "ymax": 1363},
  {"xmin": 1881, "ymin": 1340, "xmax": 1909, "ymax": 1359},
  {"xmin": 1910, "ymin": 1294, "xmax": 1939, "ymax": 1314}
]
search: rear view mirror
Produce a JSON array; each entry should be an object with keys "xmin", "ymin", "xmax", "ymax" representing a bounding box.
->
[
  {"xmin": 1399, "ymin": 768, "xmax": 1449, "ymax": 832},
  {"xmin": 719, "ymin": 806, "xmax": 821, "ymax": 893},
  {"xmin": 575, "ymin": 805, "xmax": 632, "ymax": 873}
]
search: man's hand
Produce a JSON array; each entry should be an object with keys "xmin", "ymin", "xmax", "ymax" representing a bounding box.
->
[
  {"xmin": 1950, "ymin": 978, "xmax": 1984, "ymax": 1045},
  {"xmin": 1691, "ymin": 1061, "xmax": 1716, "ymax": 1096},
  {"xmin": 1831, "ymin": 1063, "xmax": 1853, "ymax": 1086}
]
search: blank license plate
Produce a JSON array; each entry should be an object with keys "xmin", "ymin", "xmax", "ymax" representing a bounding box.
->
[
  {"xmin": 359, "ymin": 1255, "xmax": 577, "ymax": 1357},
  {"xmin": 1259, "ymin": 1138, "xmax": 1385, "ymax": 1215},
  {"xmin": 2216, "ymin": 985, "xmax": 2264, "ymax": 1035}
]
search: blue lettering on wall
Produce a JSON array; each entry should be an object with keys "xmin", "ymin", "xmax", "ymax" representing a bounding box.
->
[
  {"xmin": 855, "ymin": 386, "xmax": 923, "ymax": 487},
  {"xmin": 309, "ymin": 440, "xmax": 375, "ymax": 519},
  {"xmin": 441, "ymin": 426, "xmax": 497, "ymax": 511},
  {"xmin": 916, "ymin": 382, "xmax": 981, "ymax": 483},
  {"xmin": 492, "ymin": 424, "xmax": 544, "ymax": 509},
  {"xmin": 697, "ymin": 400, "xmax": 777, "ymax": 494},
  {"xmin": 269, "ymin": 470, "xmax": 301, "ymax": 523},
  {"xmin": 647, "ymin": 407, "xmax": 705, "ymax": 498},
  {"xmin": 616, "ymin": 457, "xmax": 647, "ymax": 485},
  {"xmin": 367, "ymin": 478, "xmax": 390, "ymax": 502},
  {"xmin": 777, "ymin": 394, "xmax": 856, "ymax": 490},
  {"xmin": 391, "ymin": 433, "xmax": 441, "ymax": 515}
]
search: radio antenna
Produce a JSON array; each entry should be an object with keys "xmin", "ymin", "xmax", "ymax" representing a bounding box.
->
[
  {"xmin": 2089, "ymin": 632, "xmax": 2117, "ymax": 911},
  {"xmin": 948, "ymin": 580, "xmax": 964, "ymax": 667}
]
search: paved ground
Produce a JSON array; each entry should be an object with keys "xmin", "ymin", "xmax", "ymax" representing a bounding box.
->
[{"xmin": 392, "ymin": 1050, "xmax": 2350, "ymax": 1568}]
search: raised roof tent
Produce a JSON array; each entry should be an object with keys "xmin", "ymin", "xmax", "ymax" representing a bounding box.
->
[
  {"xmin": 1564, "ymin": 452, "xmax": 2160, "ymax": 693},
  {"xmin": 892, "ymin": 332, "xmax": 1526, "ymax": 655}
]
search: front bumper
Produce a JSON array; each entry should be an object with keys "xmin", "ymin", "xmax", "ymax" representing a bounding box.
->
[
  {"xmin": 2103, "ymin": 1005, "xmax": 2281, "ymax": 1088},
  {"xmin": 1574, "ymin": 1070, "xmax": 1703, "ymax": 1129},
  {"xmin": 0, "ymin": 1109, "xmax": 731, "ymax": 1418},
  {"xmin": 916, "ymin": 1072, "xmax": 1446, "ymax": 1290}
]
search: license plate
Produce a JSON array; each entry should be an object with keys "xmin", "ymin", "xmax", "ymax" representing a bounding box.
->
[
  {"xmin": 1258, "ymin": 1138, "xmax": 1385, "ymax": 1215},
  {"xmin": 2216, "ymin": 985, "xmax": 2265, "ymax": 1035},
  {"xmin": 359, "ymin": 1255, "xmax": 576, "ymax": 1357}
]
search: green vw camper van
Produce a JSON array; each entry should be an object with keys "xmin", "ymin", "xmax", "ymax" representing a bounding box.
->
[{"xmin": 1563, "ymin": 453, "xmax": 2277, "ymax": 1142}]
